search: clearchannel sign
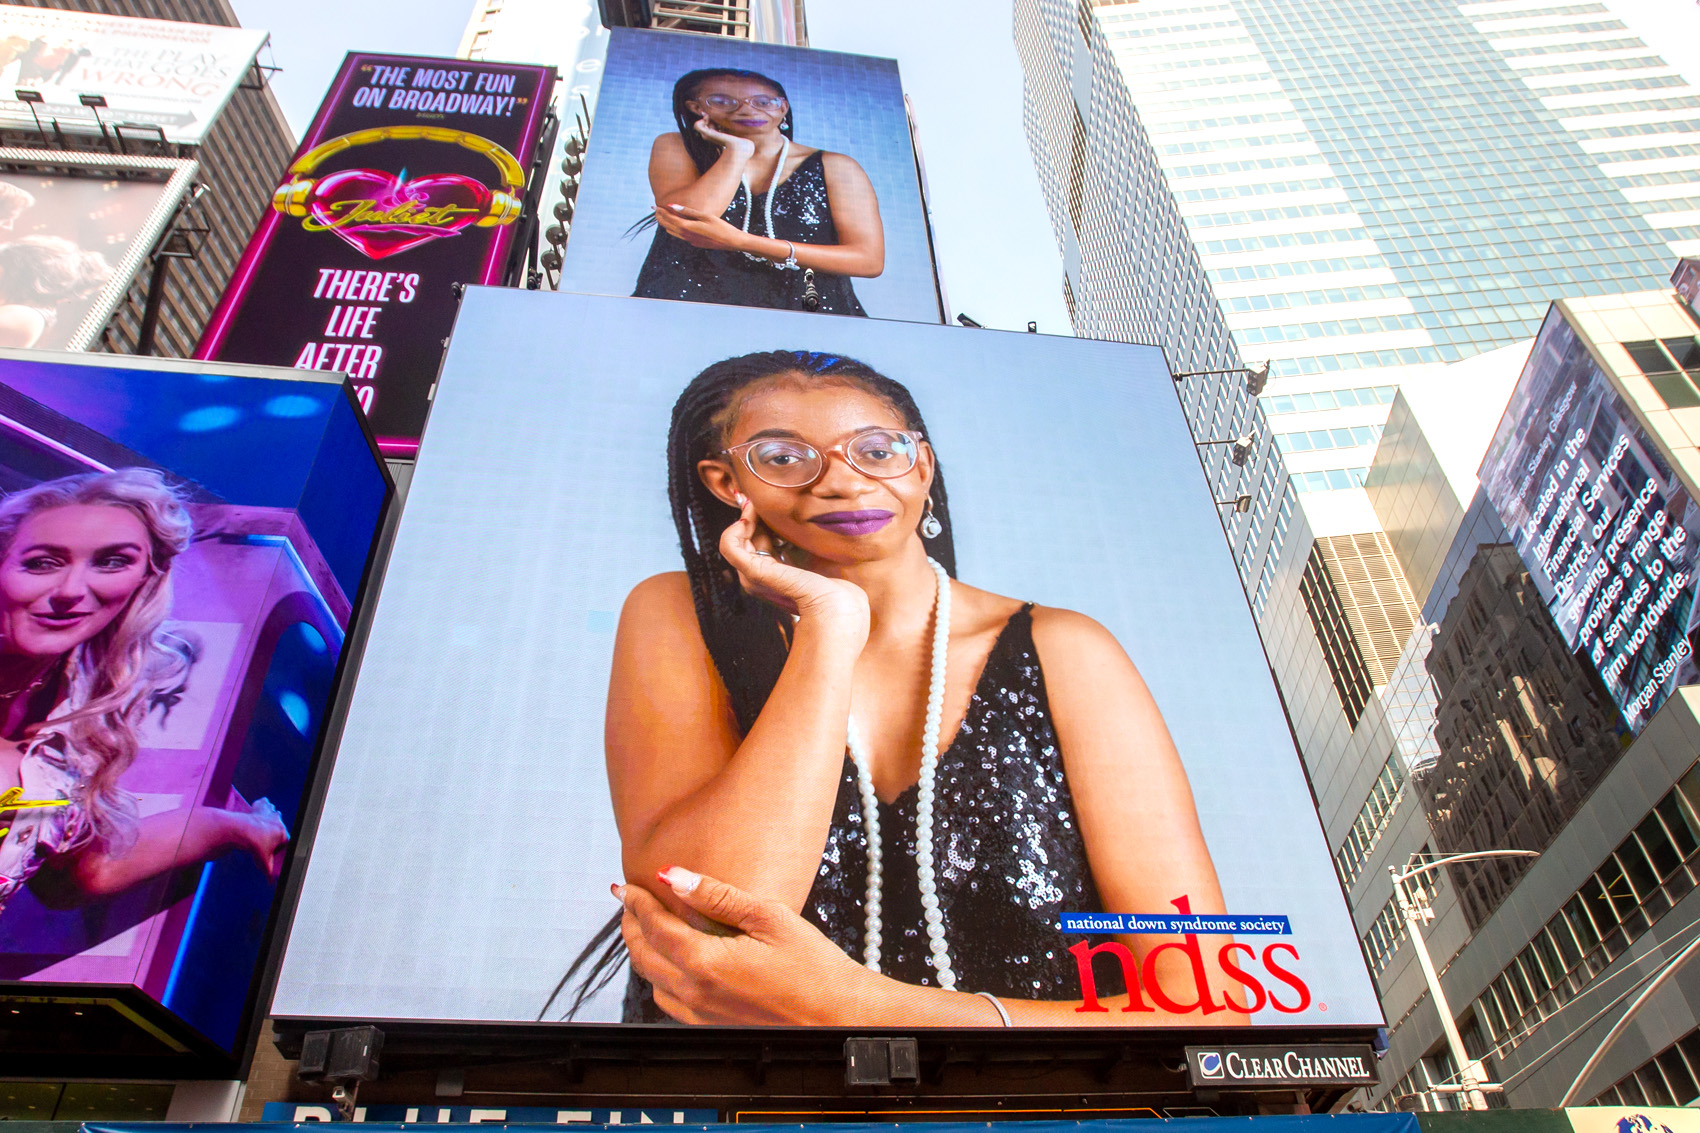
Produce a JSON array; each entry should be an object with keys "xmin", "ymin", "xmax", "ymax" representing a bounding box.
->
[
  {"xmin": 1184, "ymin": 1045, "xmax": 1378, "ymax": 1088},
  {"xmin": 1479, "ymin": 307, "xmax": 1700, "ymax": 732}
]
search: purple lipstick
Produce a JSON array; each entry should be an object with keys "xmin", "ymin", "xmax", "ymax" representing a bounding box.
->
[{"xmin": 810, "ymin": 509, "xmax": 895, "ymax": 537}]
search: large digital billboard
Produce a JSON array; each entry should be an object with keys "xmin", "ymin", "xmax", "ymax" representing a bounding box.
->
[
  {"xmin": 0, "ymin": 151, "xmax": 197, "ymax": 352},
  {"xmin": 274, "ymin": 289, "xmax": 1379, "ymax": 1031},
  {"xmin": 0, "ymin": 351, "xmax": 390, "ymax": 1071},
  {"xmin": 195, "ymin": 53, "xmax": 555, "ymax": 458},
  {"xmin": 0, "ymin": 6, "xmax": 265, "ymax": 146},
  {"xmin": 1480, "ymin": 307, "xmax": 1700, "ymax": 732},
  {"xmin": 559, "ymin": 29, "xmax": 944, "ymax": 324}
]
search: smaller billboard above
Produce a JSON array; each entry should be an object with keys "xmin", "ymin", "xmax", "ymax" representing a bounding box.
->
[
  {"xmin": 560, "ymin": 28, "xmax": 944, "ymax": 323},
  {"xmin": 0, "ymin": 6, "xmax": 266, "ymax": 146},
  {"xmin": 196, "ymin": 53, "xmax": 556, "ymax": 458},
  {"xmin": 1480, "ymin": 306, "xmax": 1700, "ymax": 731}
]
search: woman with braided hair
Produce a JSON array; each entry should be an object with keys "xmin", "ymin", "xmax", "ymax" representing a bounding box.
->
[
  {"xmin": 550, "ymin": 349, "xmax": 1240, "ymax": 1027},
  {"xmin": 631, "ymin": 68, "xmax": 882, "ymax": 315}
]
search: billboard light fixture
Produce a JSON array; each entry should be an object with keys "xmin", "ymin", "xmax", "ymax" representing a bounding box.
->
[
  {"xmin": 1173, "ymin": 359, "xmax": 1274, "ymax": 399},
  {"xmin": 955, "ymin": 313, "xmax": 982, "ymax": 328},
  {"xmin": 553, "ymin": 199, "xmax": 574, "ymax": 223},
  {"xmin": 12, "ymin": 89, "xmax": 41, "ymax": 104},
  {"xmin": 1197, "ymin": 433, "xmax": 1257, "ymax": 467},
  {"xmin": 77, "ymin": 93, "xmax": 108, "ymax": 108},
  {"xmin": 545, "ymin": 223, "xmax": 566, "ymax": 246}
]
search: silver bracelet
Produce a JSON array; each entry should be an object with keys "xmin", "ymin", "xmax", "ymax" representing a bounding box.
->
[
  {"xmin": 975, "ymin": 990, "xmax": 1011, "ymax": 1027},
  {"xmin": 775, "ymin": 240, "xmax": 798, "ymax": 270}
]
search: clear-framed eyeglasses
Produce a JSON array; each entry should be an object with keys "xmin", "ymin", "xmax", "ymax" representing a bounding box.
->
[
  {"xmin": 698, "ymin": 94, "xmax": 787, "ymax": 113},
  {"xmin": 721, "ymin": 427, "xmax": 924, "ymax": 488}
]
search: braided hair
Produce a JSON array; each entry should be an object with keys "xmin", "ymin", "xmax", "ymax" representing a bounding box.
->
[
  {"xmin": 540, "ymin": 349, "xmax": 956, "ymax": 1021},
  {"xmin": 626, "ymin": 69, "xmax": 799, "ymax": 240},
  {"xmin": 672, "ymin": 68, "xmax": 796, "ymax": 176},
  {"xmin": 670, "ymin": 349, "xmax": 956, "ymax": 733}
]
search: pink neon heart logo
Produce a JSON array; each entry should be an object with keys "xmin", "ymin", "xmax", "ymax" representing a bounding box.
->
[{"xmin": 305, "ymin": 168, "xmax": 491, "ymax": 259}]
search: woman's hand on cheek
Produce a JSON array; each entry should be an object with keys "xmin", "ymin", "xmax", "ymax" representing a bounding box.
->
[
  {"xmin": 619, "ymin": 867, "xmax": 885, "ymax": 1026},
  {"xmin": 719, "ymin": 496, "xmax": 868, "ymax": 640},
  {"xmin": 693, "ymin": 117, "xmax": 756, "ymax": 158}
]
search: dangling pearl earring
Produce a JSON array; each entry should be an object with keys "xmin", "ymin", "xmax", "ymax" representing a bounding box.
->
[{"xmin": 920, "ymin": 498, "xmax": 943, "ymax": 540}]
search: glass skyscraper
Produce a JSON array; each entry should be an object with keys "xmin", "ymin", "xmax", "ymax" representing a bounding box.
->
[
  {"xmin": 1026, "ymin": 0, "xmax": 1700, "ymax": 544},
  {"xmin": 1018, "ymin": 0, "xmax": 1700, "ymax": 1109}
]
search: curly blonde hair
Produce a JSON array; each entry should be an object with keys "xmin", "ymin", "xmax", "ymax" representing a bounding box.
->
[{"xmin": 0, "ymin": 468, "xmax": 193, "ymax": 851}]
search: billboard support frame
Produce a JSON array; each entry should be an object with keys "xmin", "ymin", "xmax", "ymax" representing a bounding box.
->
[
  {"xmin": 0, "ymin": 147, "xmax": 198, "ymax": 350},
  {"xmin": 0, "ymin": 347, "xmax": 397, "ymax": 1079}
]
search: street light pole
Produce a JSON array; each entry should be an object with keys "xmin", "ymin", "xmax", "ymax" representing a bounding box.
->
[{"xmin": 1389, "ymin": 849, "xmax": 1539, "ymax": 1111}]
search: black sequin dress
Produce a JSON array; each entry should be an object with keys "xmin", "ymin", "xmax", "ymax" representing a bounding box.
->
[
  {"xmin": 621, "ymin": 603, "xmax": 1122, "ymax": 1023},
  {"xmin": 632, "ymin": 150, "xmax": 868, "ymax": 316}
]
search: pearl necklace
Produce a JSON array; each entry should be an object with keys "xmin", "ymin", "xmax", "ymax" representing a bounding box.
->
[
  {"xmin": 843, "ymin": 557, "xmax": 956, "ymax": 990},
  {"xmin": 738, "ymin": 137, "xmax": 796, "ymax": 269}
]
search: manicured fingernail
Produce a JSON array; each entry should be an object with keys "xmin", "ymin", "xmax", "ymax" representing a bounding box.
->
[
  {"xmin": 610, "ymin": 882, "xmax": 627, "ymax": 900},
  {"xmin": 669, "ymin": 203, "xmax": 685, "ymax": 211},
  {"xmin": 658, "ymin": 866, "xmax": 701, "ymax": 895},
  {"xmin": 735, "ymin": 492, "xmax": 748, "ymax": 506}
]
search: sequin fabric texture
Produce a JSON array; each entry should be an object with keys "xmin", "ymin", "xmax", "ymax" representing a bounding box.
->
[
  {"xmin": 632, "ymin": 150, "xmax": 868, "ymax": 316},
  {"xmin": 805, "ymin": 604, "xmax": 1124, "ymax": 999},
  {"xmin": 619, "ymin": 603, "xmax": 1121, "ymax": 1022}
]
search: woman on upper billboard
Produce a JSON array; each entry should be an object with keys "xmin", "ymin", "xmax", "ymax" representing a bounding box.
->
[
  {"xmin": 0, "ymin": 469, "xmax": 288, "ymax": 916},
  {"xmin": 590, "ymin": 350, "xmax": 1247, "ymax": 1026},
  {"xmin": 632, "ymin": 69, "xmax": 883, "ymax": 316}
]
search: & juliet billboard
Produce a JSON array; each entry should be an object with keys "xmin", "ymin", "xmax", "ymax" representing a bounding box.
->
[{"xmin": 195, "ymin": 53, "xmax": 555, "ymax": 458}]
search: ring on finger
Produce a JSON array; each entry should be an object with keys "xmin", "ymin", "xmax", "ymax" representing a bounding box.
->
[{"xmin": 751, "ymin": 550, "xmax": 774, "ymax": 558}]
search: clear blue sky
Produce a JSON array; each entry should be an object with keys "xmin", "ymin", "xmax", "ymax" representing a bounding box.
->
[{"xmin": 227, "ymin": 0, "xmax": 1074, "ymax": 335}]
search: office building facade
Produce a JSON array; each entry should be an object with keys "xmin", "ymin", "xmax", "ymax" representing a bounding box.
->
[
  {"xmin": 1016, "ymin": 0, "xmax": 1445, "ymax": 927},
  {"xmin": 1019, "ymin": 0, "xmax": 1700, "ymax": 1106},
  {"xmin": 1035, "ymin": 0, "xmax": 1700, "ymax": 548},
  {"xmin": 10, "ymin": 0, "xmax": 296, "ymax": 359},
  {"xmin": 1350, "ymin": 273, "xmax": 1700, "ymax": 1109}
]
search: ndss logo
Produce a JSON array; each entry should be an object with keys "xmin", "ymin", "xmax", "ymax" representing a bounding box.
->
[{"xmin": 1197, "ymin": 1052, "xmax": 1224, "ymax": 1079}]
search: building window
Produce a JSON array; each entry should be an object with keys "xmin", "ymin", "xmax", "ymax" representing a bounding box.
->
[
  {"xmin": 1300, "ymin": 544, "xmax": 1375, "ymax": 726},
  {"xmin": 1336, "ymin": 751, "xmax": 1407, "ymax": 889},
  {"xmin": 1277, "ymin": 424, "xmax": 1384, "ymax": 453},
  {"xmin": 1262, "ymin": 385, "xmax": 1398, "ymax": 416},
  {"xmin": 1293, "ymin": 467, "xmax": 1368, "ymax": 493},
  {"xmin": 1068, "ymin": 106, "xmax": 1089, "ymax": 234},
  {"xmin": 1362, "ymin": 847, "xmax": 1437, "ymax": 974},
  {"xmin": 1593, "ymin": 1026, "xmax": 1700, "ymax": 1106},
  {"xmin": 1474, "ymin": 763, "xmax": 1700, "ymax": 1054},
  {"xmin": 1623, "ymin": 337, "xmax": 1700, "ymax": 409},
  {"xmin": 1316, "ymin": 531, "xmax": 1422, "ymax": 686}
]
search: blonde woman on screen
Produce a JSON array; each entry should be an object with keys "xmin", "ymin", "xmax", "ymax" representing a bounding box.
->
[
  {"xmin": 0, "ymin": 469, "xmax": 288, "ymax": 917},
  {"xmin": 554, "ymin": 350, "xmax": 1266, "ymax": 1028}
]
